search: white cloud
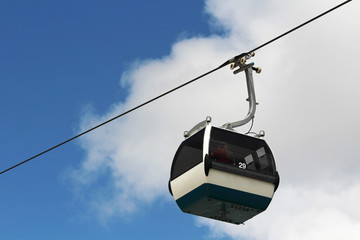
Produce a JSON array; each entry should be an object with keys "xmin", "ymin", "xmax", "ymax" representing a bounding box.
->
[{"xmin": 71, "ymin": 0, "xmax": 360, "ymax": 238}]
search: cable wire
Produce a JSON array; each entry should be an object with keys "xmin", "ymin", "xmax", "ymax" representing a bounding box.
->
[
  {"xmin": 0, "ymin": 66, "xmax": 222, "ymax": 175},
  {"xmin": 222, "ymin": 0, "xmax": 352, "ymax": 66},
  {"xmin": 0, "ymin": 0, "xmax": 352, "ymax": 175}
]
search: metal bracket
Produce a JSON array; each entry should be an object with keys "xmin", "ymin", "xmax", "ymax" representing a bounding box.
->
[
  {"xmin": 183, "ymin": 53, "xmax": 262, "ymax": 136},
  {"xmin": 184, "ymin": 116, "xmax": 211, "ymax": 138},
  {"xmin": 222, "ymin": 53, "xmax": 261, "ymax": 130}
]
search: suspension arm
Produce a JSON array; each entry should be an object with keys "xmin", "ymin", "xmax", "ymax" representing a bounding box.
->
[{"xmin": 222, "ymin": 63, "xmax": 257, "ymax": 130}]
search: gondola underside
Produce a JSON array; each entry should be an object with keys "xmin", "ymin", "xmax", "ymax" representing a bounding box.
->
[{"xmin": 170, "ymin": 163, "xmax": 275, "ymax": 224}]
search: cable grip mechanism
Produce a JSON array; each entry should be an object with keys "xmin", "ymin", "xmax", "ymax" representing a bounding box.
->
[{"xmin": 230, "ymin": 52, "xmax": 262, "ymax": 74}]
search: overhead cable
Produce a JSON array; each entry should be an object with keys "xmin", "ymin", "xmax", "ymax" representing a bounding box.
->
[{"xmin": 0, "ymin": 0, "xmax": 352, "ymax": 175}]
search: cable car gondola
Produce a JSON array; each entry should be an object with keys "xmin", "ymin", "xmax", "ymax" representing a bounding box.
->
[{"xmin": 169, "ymin": 54, "xmax": 279, "ymax": 224}]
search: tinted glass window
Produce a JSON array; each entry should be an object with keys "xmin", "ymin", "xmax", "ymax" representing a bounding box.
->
[
  {"xmin": 170, "ymin": 129, "xmax": 204, "ymax": 180},
  {"xmin": 209, "ymin": 127, "xmax": 275, "ymax": 175}
]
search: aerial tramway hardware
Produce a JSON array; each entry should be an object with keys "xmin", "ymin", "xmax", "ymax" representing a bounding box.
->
[
  {"xmin": 169, "ymin": 53, "xmax": 280, "ymax": 225},
  {"xmin": 0, "ymin": 0, "xmax": 350, "ymax": 176}
]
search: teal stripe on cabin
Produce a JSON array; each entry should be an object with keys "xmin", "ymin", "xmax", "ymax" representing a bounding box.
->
[{"xmin": 176, "ymin": 183, "xmax": 271, "ymax": 212}]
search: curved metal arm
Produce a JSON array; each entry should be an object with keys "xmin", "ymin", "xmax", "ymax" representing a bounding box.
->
[
  {"xmin": 222, "ymin": 65, "xmax": 257, "ymax": 130},
  {"xmin": 184, "ymin": 116, "xmax": 212, "ymax": 138}
]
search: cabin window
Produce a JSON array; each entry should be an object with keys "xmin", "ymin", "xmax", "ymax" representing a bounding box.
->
[
  {"xmin": 170, "ymin": 129, "xmax": 204, "ymax": 180},
  {"xmin": 257, "ymin": 147, "xmax": 270, "ymax": 171},
  {"xmin": 209, "ymin": 127, "xmax": 275, "ymax": 175}
]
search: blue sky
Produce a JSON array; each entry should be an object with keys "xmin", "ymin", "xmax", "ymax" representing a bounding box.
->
[
  {"xmin": 1, "ymin": 1, "xmax": 360, "ymax": 240},
  {"xmin": 1, "ymin": 1, "xmax": 213, "ymax": 239}
]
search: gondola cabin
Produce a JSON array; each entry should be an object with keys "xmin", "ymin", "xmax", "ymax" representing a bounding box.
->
[{"xmin": 169, "ymin": 123, "xmax": 279, "ymax": 224}]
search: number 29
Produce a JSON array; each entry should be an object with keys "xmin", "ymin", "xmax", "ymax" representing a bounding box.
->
[{"xmin": 239, "ymin": 162, "xmax": 246, "ymax": 169}]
